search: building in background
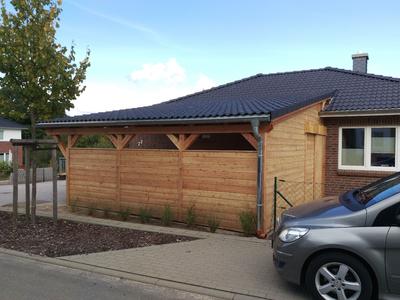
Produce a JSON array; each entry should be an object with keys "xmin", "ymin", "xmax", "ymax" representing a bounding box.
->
[{"xmin": 0, "ymin": 117, "xmax": 27, "ymax": 165}]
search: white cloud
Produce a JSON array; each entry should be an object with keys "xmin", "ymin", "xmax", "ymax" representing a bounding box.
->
[
  {"xmin": 69, "ymin": 58, "xmax": 217, "ymax": 116},
  {"xmin": 195, "ymin": 74, "xmax": 217, "ymax": 91},
  {"xmin": 130, "ymin": 58, "xmax": 186, "ymax": 83}
]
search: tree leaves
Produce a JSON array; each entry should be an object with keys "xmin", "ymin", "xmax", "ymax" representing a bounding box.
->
[{"xmin": 0, "ymin": 0, "xmax": 90, "ymax": 135}]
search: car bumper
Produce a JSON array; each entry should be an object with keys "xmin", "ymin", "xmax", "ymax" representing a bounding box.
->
[{"xmin": 272, "ymin": 236, "xmax": 308, "ymax": 285}]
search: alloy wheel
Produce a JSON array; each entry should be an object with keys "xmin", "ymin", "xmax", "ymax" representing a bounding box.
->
[{"xmin": 315, "ymin": 262, "xmax": 362, "ymax": 300}]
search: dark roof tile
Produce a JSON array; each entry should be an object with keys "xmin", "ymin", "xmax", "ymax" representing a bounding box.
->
[{"xmin": 40, "ymin": 67, "xmax": 400, "ymax": 125}]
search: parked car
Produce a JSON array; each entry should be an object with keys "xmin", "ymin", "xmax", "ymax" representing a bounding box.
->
[{"xmin": 273, "ymin": 172, "xmax": 400, "ymax": 300}]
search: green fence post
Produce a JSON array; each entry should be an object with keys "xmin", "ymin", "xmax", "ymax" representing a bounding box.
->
[{"xmin": 273, "ymin": 176, "xmax": 278, "ymax": 233}]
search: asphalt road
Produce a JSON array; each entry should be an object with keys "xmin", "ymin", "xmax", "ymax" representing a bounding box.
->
[
  {"xmin": 0, "ymin": 180, "xmax": 66, "ymax": 207},
  {"xmin": 0, "ymin": 253, "xmax": 213, "ymax": 300}
]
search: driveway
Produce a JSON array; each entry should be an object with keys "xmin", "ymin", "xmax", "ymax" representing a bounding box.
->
[
  {"xmin": 0, "ymin": 180, "xmax": 66, "ymax": 207},
  {"xmin": 60, "ymin": 229, "xmax": 309, "ymax": 299}
]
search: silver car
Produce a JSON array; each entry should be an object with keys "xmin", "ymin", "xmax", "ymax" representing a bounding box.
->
[{"xmin": 273, "ymin": 173, "xmax": 400, "ymax": 300}]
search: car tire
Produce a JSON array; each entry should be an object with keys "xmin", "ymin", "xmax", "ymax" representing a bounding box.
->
[{"xmin": 305, "ymin": 252, "xmax": 373, "ymax": 300}]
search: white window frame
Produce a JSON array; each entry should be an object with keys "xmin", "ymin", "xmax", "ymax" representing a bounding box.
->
[{"xmin": 338, "ymin": 126, "xmax": 399, "ymax": 172}]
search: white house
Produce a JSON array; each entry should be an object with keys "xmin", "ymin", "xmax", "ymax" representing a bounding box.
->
[{"xmin": 0, "ymin": 117, "xmax": 27, "ymax": 164}]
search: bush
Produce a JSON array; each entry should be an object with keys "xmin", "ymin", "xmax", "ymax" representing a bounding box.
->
[
  {"xmin": 161, "ymin": 205, "xmax": 173, "ymax": 226},
  {"xmin": 239, "ymin": 211, "xmax": 256, "ymax": 236},
  {"xmin": 185, "ymin": 204, "xmax": 196, "ymax": 227},
  {"xmin": 139, "ymin": 207, "xmax": 152, "ymax": 224},
  {"xmin": 87, "ymin": 205, "xmax": 96, "ymax": 216},
  {"xmin": 0, "ymin": 161, "xmax": 12, "ymax": 179},
  {"xmin": 119, "ymin": 208, "xmax": 131, "ymax": 221},
  {"xmin": 207, "ymin": 215, "xmax": 220, "ymax": 233},
  {"xmin": 103, "ymin": 207, "xmax": 111, "ymax": 218}
]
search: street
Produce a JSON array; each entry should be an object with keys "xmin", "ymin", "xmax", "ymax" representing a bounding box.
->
[
  {"xmin": 0, "ymin": 253, "xmax": 213, "ymax": 300},
  {"xmin": 0, "ymin": 180, "xmax": 66, "ymax": 207}
]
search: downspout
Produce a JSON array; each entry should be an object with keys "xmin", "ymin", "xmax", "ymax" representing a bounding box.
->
[{"xmin": 251, "ymin": 119, "xmax": 264, "ymax": 237}]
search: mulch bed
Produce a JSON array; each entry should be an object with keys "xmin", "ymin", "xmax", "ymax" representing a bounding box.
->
[{"xmin": 0, "ymin": 211, "xmax": 196, "ymax": 257}]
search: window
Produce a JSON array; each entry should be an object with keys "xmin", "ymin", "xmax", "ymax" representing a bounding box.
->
[
  {"xmin": 0, "ymin": 130, "xmax": 3, "ymax": 140},
  {"xmin": 341, "ymin": 128, "xmax": 364, "ymax": 166},
  {"xmin": 339, "ymin": 126, "xmax": 398, "ymax": 171},
  {"xmin": 371, "ymin": 128, "xmax": 395, "ymax": 167}
]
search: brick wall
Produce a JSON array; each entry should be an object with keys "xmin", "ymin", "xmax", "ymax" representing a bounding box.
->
[{"xmin": 324, "ymin": 116, "xmax": 400, "ymax": 196}]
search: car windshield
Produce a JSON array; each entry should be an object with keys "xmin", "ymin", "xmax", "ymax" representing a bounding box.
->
[{"xmin": 356, "ymin": 172, "xmax": 400, "ymax": 205}]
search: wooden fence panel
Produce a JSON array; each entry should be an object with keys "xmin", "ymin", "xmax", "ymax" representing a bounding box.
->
[
  {"xmin": 119, "ymin": 149, "xmax": 180, "ymax": 217},
  {"xmin": 182, "ymin": 151, "xmax": 257, "ymax": 231},
  {"xmin": 68, "ymin": 148, "xmax": 257, "ymax": 232},
  {"xmin": 69, "ymin": 148, "xmax": 118, "ymax": 209}
]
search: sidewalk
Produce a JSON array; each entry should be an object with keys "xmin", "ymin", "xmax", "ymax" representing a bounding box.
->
[{"xmin": 0, "ymin": 207, "xmax": 309, "ymax": 300}]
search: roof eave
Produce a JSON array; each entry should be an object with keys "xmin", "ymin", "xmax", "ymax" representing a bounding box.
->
[
  {"xmin": 37, "ymin": 114, "xmax": 271, "ymax": 129},
  {"xmin": 320, "ymin": 109, "xmax": 400, "ymax": 118}
]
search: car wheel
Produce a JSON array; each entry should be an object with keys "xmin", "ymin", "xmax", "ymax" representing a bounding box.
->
[{"xmin": 305, "ymin": 252, "xmax": 373, "ymax": 300}]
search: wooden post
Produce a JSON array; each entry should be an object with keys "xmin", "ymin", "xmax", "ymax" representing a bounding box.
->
[
  {"xmin": 12, "ymin": 145, "xmax": 18, "ymax": 224},
  {"xmin": 25, "ymin": 146, "xmax": 31, "ymax": 220},
  {"xmin": 51, "ymin": 147, "xmax": 58, "ymax": 222},
  {"xmin": 31, "ymin": 159, "xmax": 37, "ymax": 225}
]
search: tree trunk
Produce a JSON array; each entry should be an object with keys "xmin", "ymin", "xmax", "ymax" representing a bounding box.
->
[
  {"xmin": 31, "ymin": 159, "xmax": 37, "ymax": 225},
  {"xmin": 30, "ymin": 112, "xmax": 36, "ymax": 140}
]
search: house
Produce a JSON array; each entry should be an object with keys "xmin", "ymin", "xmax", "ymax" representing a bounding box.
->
[
  {"xmin": 0, "ymin": 117, "xmax": 27, "ymax": 166},
  {"xmin": 38, "ymin": 53, "xmax": 400, "ymax": 234}
]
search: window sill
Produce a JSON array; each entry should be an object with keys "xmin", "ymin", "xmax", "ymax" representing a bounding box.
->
[{"xmin": 337, "ymin": 169, "xmax": 395, "ymax": 178}]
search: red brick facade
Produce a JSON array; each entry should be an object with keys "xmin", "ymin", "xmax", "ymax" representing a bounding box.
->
[
  {"xmin": 323, "ymin": 116, "xmax": 400, "ymax": 196},
  {"xmin": 0, "ymin": 141, "xmax": 24, "ymax": 167}
]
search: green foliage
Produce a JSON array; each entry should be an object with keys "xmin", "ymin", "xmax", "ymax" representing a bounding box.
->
[
  {"xmin": 207, "ymin": 215, "xmax": 220, "ymax": 233},
  {"xmin": 76, "ymin": 135, "xmax": 113, "ymax": 148},
  {"xmin": 87, "ymin": 205, "xmax": 95, "ymax": 216},
  {"xmin": 138, "ymin": 207, "xmax": 152, "ymax": 224},
  {"xmin": 161, "ymin": 204, "xmax": 173, "ymax": 226},
  {"xmin": 0, "ymin": 161, "xmax": 12, "ymax": 179},
  {"xmin": 0, "ymin": 0, "xmax": 90, "ymax": 137},
  {"xmin": 185, "ymin": 204, "xmax": 196, "ymax": 227},
  {"xmin": 70, "ymin": 201, "xmax": 77, "ymax": 213},
  {"xmin": 239, "ymin": 211, "xmax": 256, "ymax": 236},
  {"xmin": 103, "ymin": 207, "xmax": 111, "ymax": 218},
  {"xmin": 119, "ymin": 208, "xmax": 131, "ymax": 221}
]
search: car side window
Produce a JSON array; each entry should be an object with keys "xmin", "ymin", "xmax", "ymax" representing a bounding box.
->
[{"xmin": 373, "ymin": 203, "xmax": 400, "ymax": 226}]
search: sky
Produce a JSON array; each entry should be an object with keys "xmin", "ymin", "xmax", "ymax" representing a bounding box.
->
[{"xmin": 56, "ymin": 0, "xmax": 400, "ymax": 116}]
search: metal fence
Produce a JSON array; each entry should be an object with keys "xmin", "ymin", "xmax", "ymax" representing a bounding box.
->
[{"xmin": 273, "ymin": 176, "xmax": 326, "ymax": 232}]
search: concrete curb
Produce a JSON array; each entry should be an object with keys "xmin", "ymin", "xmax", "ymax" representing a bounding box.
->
[{"xmin": 0, "ymin": 248, "xmax": 270, "ymax": 300}]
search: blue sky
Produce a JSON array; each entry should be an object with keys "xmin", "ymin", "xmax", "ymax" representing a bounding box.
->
[{"xmin": 56, "ymin": 0, "xmax": 400, "ymax": 115}]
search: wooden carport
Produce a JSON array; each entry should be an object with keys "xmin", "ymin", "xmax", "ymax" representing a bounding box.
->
[{"xmin": 45, "ymin": 122, "xmax": 267, "ymax": 232}]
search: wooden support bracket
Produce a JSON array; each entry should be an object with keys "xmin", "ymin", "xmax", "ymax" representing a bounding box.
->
[
  {"xmin": 107, "ymin": 134, "xmax": 135, "ymax": 150},
  {"xmin": 68, "ymin": 135, "xmax": 80, "ymax": 148},
  {"xmin": 167, "ymin": 134, "xmax": 199, "ymax": 150},
  {"xmin": 53, "ymin": 135, "xmax": 67, "ymax": 157},
  {"xmin": 167, "ymin": 134, "xmax": 182, "ymax": 150},
  {"xmin": 241, "ymin": 133, "xmax": 258, "ymax": 150}
]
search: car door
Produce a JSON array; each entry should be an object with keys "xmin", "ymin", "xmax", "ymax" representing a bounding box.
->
[{"xmin": 386, "ymin": 207, "xmax": 400, "ymax": 294}]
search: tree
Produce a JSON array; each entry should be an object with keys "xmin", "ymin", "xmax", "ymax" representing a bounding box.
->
[{"xmin": 0, "ymin": 0, "xmax": 90, "ymax": 138}]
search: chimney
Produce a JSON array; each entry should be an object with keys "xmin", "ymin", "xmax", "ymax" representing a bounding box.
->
[{"xmin": 352, "ymin": 53, "xmax": 369, "ymax": 73}]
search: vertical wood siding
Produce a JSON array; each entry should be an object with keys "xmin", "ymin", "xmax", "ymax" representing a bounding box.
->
[{"xmin": 263, "ymin": 103, "xmax": 326, "ymax": 231}]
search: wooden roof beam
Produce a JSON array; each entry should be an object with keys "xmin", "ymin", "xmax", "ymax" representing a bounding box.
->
[{"xmin": 241, "ymin": 133, "xmax": 258, "ymax": 150}]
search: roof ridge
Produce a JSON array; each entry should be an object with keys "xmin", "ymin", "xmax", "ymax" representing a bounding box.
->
[{"xmin": 324, "ymin": 66, "xmax": 400, "ymax": 83}]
